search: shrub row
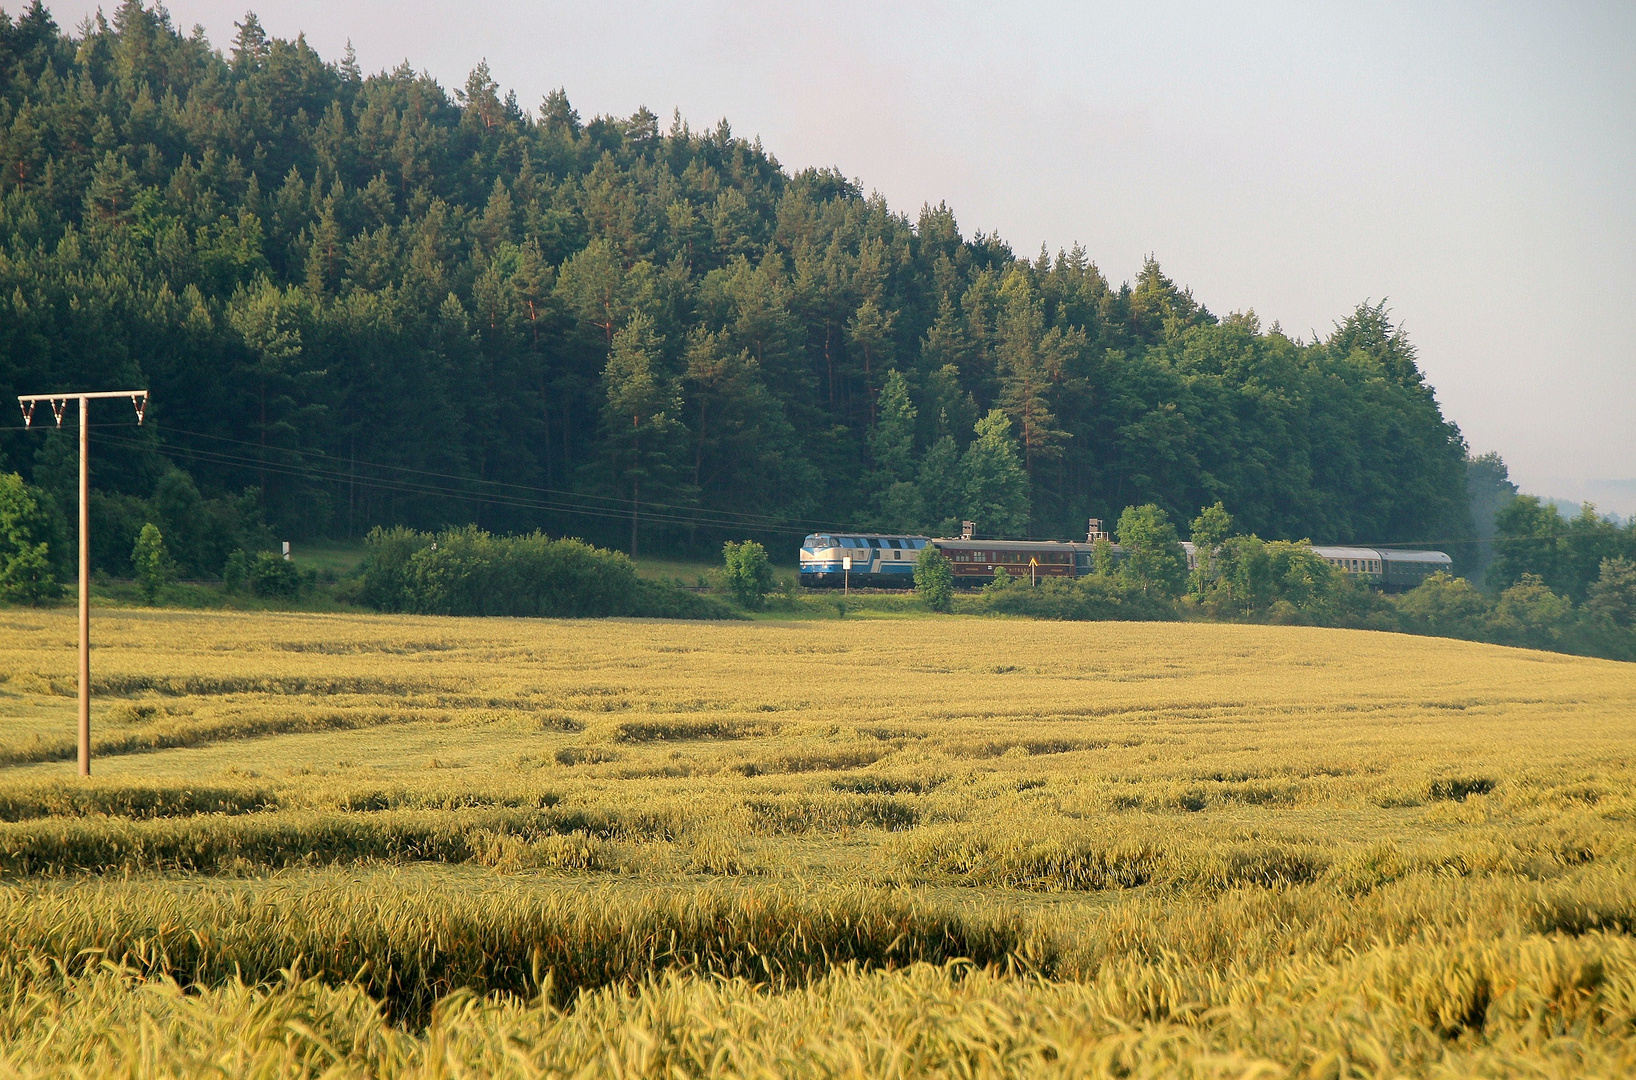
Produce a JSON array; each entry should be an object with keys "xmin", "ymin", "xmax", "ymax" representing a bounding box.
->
[
  {"xmin": 962, "ymin": 559, "xmax": 1635, "ymax": 663},
  {"xmin": 968, "ymin": 573, "xmax": 1179, "ymax": 622},
  {"xmin": 357, "ymin": 526, "xmax": 735, "ymax": 620}
]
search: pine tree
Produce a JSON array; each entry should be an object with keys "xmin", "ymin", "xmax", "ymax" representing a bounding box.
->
[
  {"xmin": 960, "ymin": 410, "xmax": 1030, "ymax": 538},
  {"xmin": 847, "ymin": 298, "xmax": 896, "ymax": 425},
  {"xmin": 82, "ymin": 151, "xmax": 140, "ymax": 228},
  {"xmin": 230, "ymin": 12, "xmax": 269, "ymax": 73},
  {"xmin": 557, "ymin": 239, "xmax": 625, "ymax": 346},
  {"xmin": 916, "ymin": 435, "xmax": 963, "ymax": 535},
  {"xmin": 869, "ymin": 371, "xmax": 916, "ymax": 482},
  {"xmin": 603, "ymin": 312, "xmax": 682, "ymax": 556},
  {"xmin": 995, "ymin": 274, "xmax": 1075, "ymax": 480}
]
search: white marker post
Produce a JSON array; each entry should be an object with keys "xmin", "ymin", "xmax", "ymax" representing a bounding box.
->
[
  {"xmin": 17, "ymin": 389, "xmax": 149, "ymax": 778},
  {"xmin": 842, "ymin": 555, "xmax": 851, "ymax": 597}
]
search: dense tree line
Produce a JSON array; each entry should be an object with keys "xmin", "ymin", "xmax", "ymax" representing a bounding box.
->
[{"xmin": 0, "ymin": 2, "xmax": 1476, "ymax": 574}]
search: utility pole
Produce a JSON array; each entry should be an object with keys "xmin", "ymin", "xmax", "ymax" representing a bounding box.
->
[{"xmin": 18, "ymin": 390, "xmax": 149, "ymax": 778}]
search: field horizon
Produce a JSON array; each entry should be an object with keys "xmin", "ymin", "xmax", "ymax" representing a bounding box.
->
[{"xmin": 0, "ymin": 607, "xmax": 1632, "ymax": 1075}]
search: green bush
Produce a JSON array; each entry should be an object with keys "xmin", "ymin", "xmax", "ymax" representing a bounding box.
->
[
  {"xmin": 1197, "ymin": 535, "xmax": 1385, "ymax": 626},
  {"xmin": 1394, "ymin": 572, "xmax": 1491, "ymax": 640},
  {"xmin": 247, "ymin": 551, "xmax": 300, "ymax": 599},
  {"xmin": 355, "ymin": 526, "xmax": 424, "ymax": 612},
  {"xmin": 722, "ymin": 540, "xmax": 774, "ymax": 610},
  {"xmin": 973, "ymin": 571, "xmax": 1176, "ymax": 622},
  {"xmin": 221, "ymin": 549, "xmax": 248, "ymax": 594},
  {"xmin": 1488, "ymin": 574, "xmax": 1575, "ymax": 650},
  {"xmin": 131, "ymin": 523, "xmax": 176, "ymax": 603},
  {"xmin": 358, "ymin": 526, "xmax": 735, "ymax": 620},
  {"xmin": 913, "ymin": 547, "xmax": 954, "ymax": 612},
  {"xmin": 1386, "ymin": 566, "xmax": 1636, "ymax": 662}
]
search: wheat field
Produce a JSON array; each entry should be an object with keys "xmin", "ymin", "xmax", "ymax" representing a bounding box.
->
[{"xmin": 0, "ymin": 607, "xmax": 1633, "ymax": 1076}]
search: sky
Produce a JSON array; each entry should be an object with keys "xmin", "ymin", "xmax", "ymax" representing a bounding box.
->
[{"xmin": 41, "ymin": 1, "xmax": 1636, "ymax": 514}]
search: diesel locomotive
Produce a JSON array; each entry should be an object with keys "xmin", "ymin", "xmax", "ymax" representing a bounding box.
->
[{"xmin": 798, "ymin": 526, "xmax": 1451, "ymax": 592}]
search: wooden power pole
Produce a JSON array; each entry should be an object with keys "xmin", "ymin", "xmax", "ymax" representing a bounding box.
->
[{"xmin": 18, "ymin": 390, "xmax": 149, "ymax": 777}]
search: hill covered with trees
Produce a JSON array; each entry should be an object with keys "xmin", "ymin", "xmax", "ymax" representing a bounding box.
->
[{"xmin": 0, "ymin": 1, "xmax": 1475, "ymax": 575}]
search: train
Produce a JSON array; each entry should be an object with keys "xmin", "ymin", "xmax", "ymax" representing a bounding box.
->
[{"xmin": 798, "ymin": 523, "xmax": 1451, "ymax": 592}]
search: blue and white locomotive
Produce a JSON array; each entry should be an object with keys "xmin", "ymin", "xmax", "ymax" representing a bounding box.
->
[{"xmin": 798, "ymin": 533, "xmax": 932, "ymax": 587}]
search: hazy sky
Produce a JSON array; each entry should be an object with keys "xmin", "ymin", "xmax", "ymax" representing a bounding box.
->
[{"xmin": 42, "ymin": 1, "xmax": 1636, "ymax": 513}]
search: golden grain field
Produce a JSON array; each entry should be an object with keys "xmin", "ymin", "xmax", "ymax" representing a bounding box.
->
[{"xmin": 0, "ymin": 608, "xmax": 1633, "ymax": 1077}]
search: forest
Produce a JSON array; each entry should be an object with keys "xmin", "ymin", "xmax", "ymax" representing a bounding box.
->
[{"xmin": 1, "ymin": 1, "xmax": 1483, "ymax": 574}]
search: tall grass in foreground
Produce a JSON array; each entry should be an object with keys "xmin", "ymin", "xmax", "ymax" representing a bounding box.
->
[
  {"xmin": 2, "ymin": 940, "xmax": 1634, "ymax": 1078},
  {"xmin": 0, "ymin": 876, "xmax": 1034, "ymax": 1020},
  {"xmin": 1, "ymin": 865, "xmax": 1633, "ymax": 1023}
]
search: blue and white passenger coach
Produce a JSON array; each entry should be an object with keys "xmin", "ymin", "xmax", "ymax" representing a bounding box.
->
[{"xmin": 800, "ymin": 533, "xmax": 931, "ymax": 587}]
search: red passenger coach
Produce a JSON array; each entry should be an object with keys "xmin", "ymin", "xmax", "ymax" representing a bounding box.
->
[{"xmin": 931, "ymin": 539, "xmax": 1084, "ymax": 584}]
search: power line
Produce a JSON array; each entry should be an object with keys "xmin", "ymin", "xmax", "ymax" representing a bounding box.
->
[
  {"xmin": 99, "ymin": 432, "xmax": 853, "ymax": 536},
  {"xmin": 136, "ymin": 424, "xmax": 863, "ymax": 534}
]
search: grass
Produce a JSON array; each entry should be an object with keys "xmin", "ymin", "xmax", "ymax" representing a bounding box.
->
[
  {"xmin": 285, "ymin": 538, "xmax": 368, "ymax": 575},
  {"xmin": 628, "ymin": 554, "xmax": 722, "ymax": 586},
  {"xmin": 630, "ymin": 553, "xmax": 807, "ymax": 595},
  {"xmin": 0, "ymin": 607, "xmax": 1631, "ymax": 1074}
]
